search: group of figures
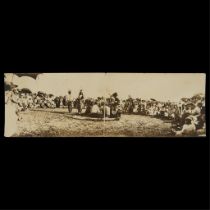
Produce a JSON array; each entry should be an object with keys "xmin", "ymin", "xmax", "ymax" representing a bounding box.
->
[
  {"xmin": 121, "ymin": 94, "xmax": 206, "ymax": 136},
  {"xmin": 66, "ymin": 91, "xmax": 121, "ymax": 118},
  {"xmin": 5, "ymin": 84, "xmax": 122, "ymax": 118},
  {"xmin": 34, "ymin": 90, "xmax": 121, "ymax": 118},
  {"xmin": 5, "ymin": 79, "xmax": 206, "ymax": 137}
]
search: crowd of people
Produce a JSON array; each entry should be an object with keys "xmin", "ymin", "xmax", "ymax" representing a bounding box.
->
[
  {"xmin": 83, "ymin": 92, "xmax": 121, "ymax": 118},
  {"xmin": 5, "ymin": 81, "xmax": 206, "ymax": 137},
  {"xmin": 4, "ymin": 86, "xmax": 122, "ymax": 117},
  {"xmin": 122, "ymin": 94, "xmax": 206, "ymax": 136}
]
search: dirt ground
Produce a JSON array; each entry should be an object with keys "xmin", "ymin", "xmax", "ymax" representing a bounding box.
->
[{"xmin": 15, "ymin": 108, "xmax": 173, "ymax": 137}]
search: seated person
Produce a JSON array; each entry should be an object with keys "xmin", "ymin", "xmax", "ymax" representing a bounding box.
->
[
  {"xmin": 197, "ymin": 122, "xmax": 206, "ymax": 136},
  {"xmin": 90, "ymin": 102, "xmax": 102, "ymax": 117},
  {"xmin": 192, "ymin": 102, "xmax": 202, "ymax": 116},
  {"xmin": 85, "ymin": 99, "xmax": 94, "ymax": 114},
  {"xmin": 173, "ymin": 117, "xmax": 196, "ymax": 136},
  {"xmin": 101, "ymin": 102, "xmax": 111, "ymax": 117},
  {"xmin": 164, "ymin": 110, "xmax": 169, "ymax": 118}
]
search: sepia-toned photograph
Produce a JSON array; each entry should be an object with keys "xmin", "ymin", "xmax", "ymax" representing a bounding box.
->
[{"xmin": 4, "ymin": 73, "xmax": 206, "ymax": 137}]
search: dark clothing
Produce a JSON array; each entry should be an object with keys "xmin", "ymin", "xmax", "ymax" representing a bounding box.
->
[
  {"xmin": 67, "ymin": 101, "xmax": 72, "ymax": 113},
  {"xmin": 201, "ymin": 106, "xmax": 205, "ymax": 115},
  {"xmin": 110, "ymin": 96, "xmax": 120, "ymax": 117},
  {"xmin": 54, "ymin": 97, "xmax": 60, "ymax": 108},
  {"xmin": 78, "ymin": 92, "xmax": 84, "ymax": 100}
]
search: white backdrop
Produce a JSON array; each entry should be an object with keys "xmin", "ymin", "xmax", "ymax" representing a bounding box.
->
[{"xmin": 5, "ymin": 73, "xmax": 206, "ymax": 101}]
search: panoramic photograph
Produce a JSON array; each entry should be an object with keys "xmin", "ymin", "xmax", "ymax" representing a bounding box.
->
[{"xmin": 4, "ymin": 73, "xmax": 206, "ymax": 137}]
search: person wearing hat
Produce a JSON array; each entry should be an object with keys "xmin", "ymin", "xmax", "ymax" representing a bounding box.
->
[
  {"xmin": 54, "ymin": 96, "xmax": 61, "ymax": 108},
  {"xmin": 90, "ymin": 100, "xmax": 102, "ymax": 117},
  {"xmin": 84, "ymin": 98, "xmax": 94, "ymax": 115},
  {"xmin": 78, "ymin": 89, "xmax": 84, "ymax": 100},
  {"xmin": 110, "ymin": 92, "xmax": 120, "ymax": 117},
  {"xmin": 173, "ymin": 116, "xmax": 196, "ymax": 136},
  {"xmin": 76, "ymin": 90, "xmax": 84, "ymax": 114},
  {"xmin": 4, "ymin": 83, "xmax": 20, "ymax": 137},
  {"xmin": 191, "ymin": 102, "xmax": 202, "ymax": 116},
  {"xmin": 125, "ymin": 95, "xmax": 134, "ymax": 114}
]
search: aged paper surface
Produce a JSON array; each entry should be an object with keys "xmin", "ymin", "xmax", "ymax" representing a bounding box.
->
[{"xmin": 4, "ymin": 73, "xmax": 206, "ymax": 137}]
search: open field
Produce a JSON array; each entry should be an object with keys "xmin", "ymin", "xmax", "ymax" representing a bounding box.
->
[{"xmin": 14, "ymin": 108, "xmax": 173, "ymax": 137}]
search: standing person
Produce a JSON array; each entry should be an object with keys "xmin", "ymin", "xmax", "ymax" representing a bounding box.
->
[
  {"xmin": 127, "ymin": 95, "xmax": 134, "ymax": 114},
  {"xmin": 5, "ymin": 87, "xmax": 19, "ymax": 137},
  {"xmin": 110, "ymin": 92, "xmax": 121, "ymax": 118},
  {"xmin": 67, "ymin": 90, "xmax": 73, "ymax": 113},
  {"xmin": 77, "ymin": 90, "xmax": 84, "ymax": 114},
  {"xmin": 78, "ymin": 89, "xmax": 84, "ymax": 100}
]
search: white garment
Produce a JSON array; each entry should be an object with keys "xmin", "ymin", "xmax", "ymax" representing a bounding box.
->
[
  {"xmin": 91, "ymin": 104, "xmax": 101, "ymax": 113},
  {"xmin": 164, "ymin": 112, "xmax": 169, "ymax": 117},
  {"xmin": 104, "ymin": 106, "xmax": 111, "ymax": 116},
  {"xmin": 66, "ymin": 94, "xmax": 72, "ymax": 101},
  {"xmin": 192, "ymin": 107, "xmax": 201, "ymax": 115},
  {"xmin": 176, "ymin": 124, "xmax": 196, "ymax": 136},
  {"xmin": 5, "ymin": 102, "xmax": 18, "ymax": 137}
]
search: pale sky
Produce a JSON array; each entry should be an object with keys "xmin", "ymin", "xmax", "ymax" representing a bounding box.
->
[{"xmin": 5, "ymin": 73, "xmax": 206, "ymax": 102}]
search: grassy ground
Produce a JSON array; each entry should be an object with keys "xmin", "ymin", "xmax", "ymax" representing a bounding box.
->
[{"xmin": 15, "ymin": 108, "xmax": 173, "ymax": 137}]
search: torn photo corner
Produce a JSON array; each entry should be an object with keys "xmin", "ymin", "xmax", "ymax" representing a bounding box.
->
[{"xmin": 4, "ymin": 73, "xmax": 206, "ymax": 137}]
